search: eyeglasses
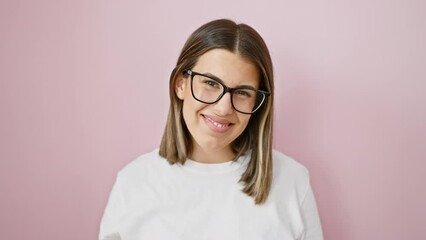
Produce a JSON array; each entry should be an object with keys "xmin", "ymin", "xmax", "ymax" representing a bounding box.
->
[{"xmin": 183, "ymin": 70, "xmax": 271, "ymax": 114}]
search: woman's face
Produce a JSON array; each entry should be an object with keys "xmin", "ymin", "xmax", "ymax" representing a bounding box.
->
[{"xmin": 175, "ymin": 49, "xmax": 259, "ymax": 161}]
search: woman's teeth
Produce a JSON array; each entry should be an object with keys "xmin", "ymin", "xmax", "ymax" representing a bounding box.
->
[
  {"xmin": 207, "ymin": 117, "xmax": 228, "ymax": 128},
  {"xmin": 213, "ymin": 121, "xmax": 225, "ymax": 128}
]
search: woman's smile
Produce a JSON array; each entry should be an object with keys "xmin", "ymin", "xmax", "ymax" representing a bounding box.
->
[{"xmin": 201, "ymin": 114, "xmax": 234, "ymax": 133}]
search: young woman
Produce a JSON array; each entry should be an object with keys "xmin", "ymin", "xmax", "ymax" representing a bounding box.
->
[{"xmin": 99, "ymin": 19, "xmax": 323, "ymax": 240}]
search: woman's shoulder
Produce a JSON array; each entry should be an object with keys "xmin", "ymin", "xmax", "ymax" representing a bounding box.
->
[
  {"xmin": 116, "ymin": 148, "xmax": 166, "ymax": 180},
  {"xmin": 272, "ymin": 149, "xmax": 310, "ymax": 183}
]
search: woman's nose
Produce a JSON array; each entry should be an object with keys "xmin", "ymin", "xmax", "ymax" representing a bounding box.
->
[{"xmin": 213, "ymin": 92, "xmax": 234, "ymax": 116}]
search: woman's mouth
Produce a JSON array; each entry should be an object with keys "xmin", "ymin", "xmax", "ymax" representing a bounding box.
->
[{"xmin": 201, "ymin": 114, "xmax": 233, "ymax": 133}]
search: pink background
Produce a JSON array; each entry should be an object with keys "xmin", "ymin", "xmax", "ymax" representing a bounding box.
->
[{"xmin": 1, "ymin": 0, "xmax": 425, "ymax": 239}]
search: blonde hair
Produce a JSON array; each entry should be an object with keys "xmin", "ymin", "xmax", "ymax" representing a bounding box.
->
[{"xmin": 159, "ymin": 19, "xmax": 274, "ymax": 204}]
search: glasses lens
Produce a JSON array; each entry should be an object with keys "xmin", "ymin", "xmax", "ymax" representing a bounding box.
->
[
  {"xmin": 232, "ymin": 89, "xmax": 265, "ymax": 113},
  {"xmin": 192, "ymin": 75, "xmax": 224, "ymax": 103}
]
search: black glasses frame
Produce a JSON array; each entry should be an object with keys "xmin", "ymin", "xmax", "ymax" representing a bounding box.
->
[{"xmin": 183, "ymin": 70, "xmax": 271, "ymax": 114}]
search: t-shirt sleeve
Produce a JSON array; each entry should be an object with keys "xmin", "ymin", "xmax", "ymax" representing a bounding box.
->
[
  {"xmin": 300, "ymin": 177, "xmax": 324, "ymax": 240},
  {"xmin": 99, "ymin": 175, "xmax": 125, "ymax": 240}
]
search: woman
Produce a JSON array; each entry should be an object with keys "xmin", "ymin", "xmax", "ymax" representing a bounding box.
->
[{"xmin": 99, "ymin": 19, "xmax": 323, "ymax": 240}]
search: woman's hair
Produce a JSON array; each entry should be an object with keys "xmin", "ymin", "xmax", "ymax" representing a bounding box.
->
[{"xmin": 159, "ymin": 19, "xmax": 274, "ymax": 204}]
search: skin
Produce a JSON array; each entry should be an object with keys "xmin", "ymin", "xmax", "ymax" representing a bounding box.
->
[{"xmin": 175, "ymin": 49, "xmax": 260, "ymax": 163}]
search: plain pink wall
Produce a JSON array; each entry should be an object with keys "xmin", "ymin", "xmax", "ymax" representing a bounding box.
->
[{"xmin": 1, "ymin": 0, "xmax": 425, "ymax": 239}]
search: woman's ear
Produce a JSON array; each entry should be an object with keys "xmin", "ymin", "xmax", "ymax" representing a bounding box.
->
[{"xmin": 175, "ymin": 75, "xmax": 186, "ymax": 100}]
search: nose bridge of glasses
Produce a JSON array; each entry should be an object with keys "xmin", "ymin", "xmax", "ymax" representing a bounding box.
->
[
  {"xmin": 217, "ymin": 88, "xmax": 232, "ymax": 103},
  {"xmin": 218, "ymin": 86, "xmax": 237, "ymax": 104},
  {"xmin": 222, "ymin": 85, "xmax": 237, "ymax": 96}
]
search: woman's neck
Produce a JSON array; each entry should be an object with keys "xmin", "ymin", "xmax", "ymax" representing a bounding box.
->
[{"xmin": 190, "ymin": 145, "xmax": 235, "ymax": 164}]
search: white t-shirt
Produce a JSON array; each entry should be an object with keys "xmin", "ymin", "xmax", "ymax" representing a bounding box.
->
[{"xmin": 99, "ymin": 149, "xmax": 323, "ymax": 240}]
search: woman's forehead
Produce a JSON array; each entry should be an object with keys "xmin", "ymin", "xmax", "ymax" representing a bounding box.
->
[{"xmin": 193, "ymin": 49, "xmax": 260, "ymax": 88}]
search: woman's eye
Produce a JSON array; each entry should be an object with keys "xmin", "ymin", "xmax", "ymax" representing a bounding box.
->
[
  {"xmin": 235, "ymin": 90, "xmax": 252, "ymax": 98},
  {"xmin": 203, "ymin": 80, "xmax": 220, "ymax": 88}
]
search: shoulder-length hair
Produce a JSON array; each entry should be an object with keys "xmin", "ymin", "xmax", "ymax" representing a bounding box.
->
[{"xmin": 159, "ymin": 19, "xmax": 274, "ymax": 204}]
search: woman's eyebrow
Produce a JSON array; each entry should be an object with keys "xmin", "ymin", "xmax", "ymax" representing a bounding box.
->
[
  {"xmin": 201, "ymin": 72, "xmax": 223, "ymax": 83},
  {"xmin": 201, "ymin": 72, "xmax": 257, "ymax": 90},
  {"xmin": 237, "ymin": 84, "xmax": 257, "ymax": 90}
]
